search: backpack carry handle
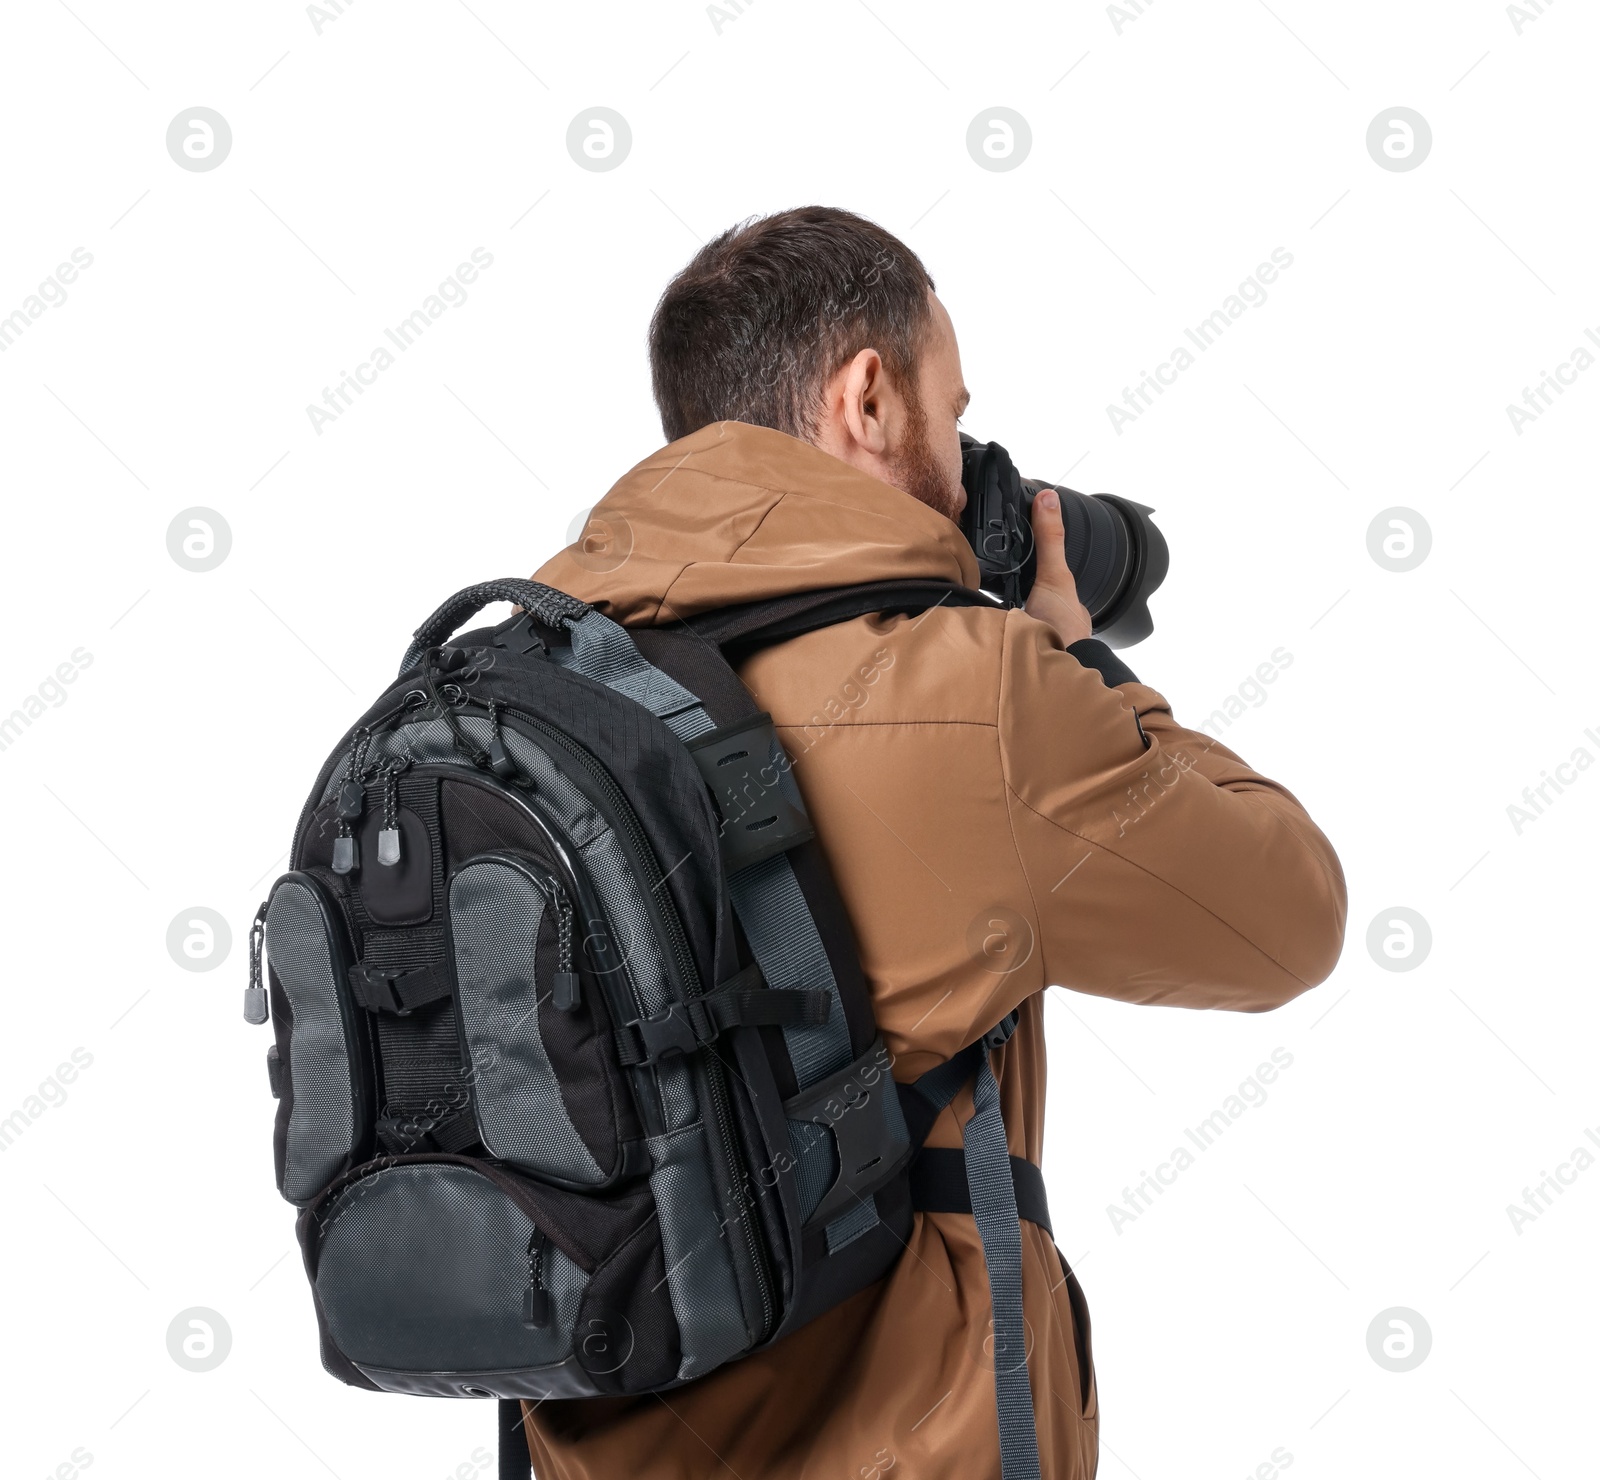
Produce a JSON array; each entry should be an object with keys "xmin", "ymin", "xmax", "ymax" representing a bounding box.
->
[{"xmin": 399, "ymin": 579, "xmax": 591, "ymax": 674}]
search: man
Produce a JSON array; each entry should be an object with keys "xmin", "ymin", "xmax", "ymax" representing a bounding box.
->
[{"xmin": 526, "ymin": 206, "xmax": 1346, "ymax": 1479}]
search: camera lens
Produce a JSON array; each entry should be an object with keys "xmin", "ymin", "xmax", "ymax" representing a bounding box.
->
[
  {"xmin": 1030, "ymin": 479, "xmax": 1130, "ymax": 621},
  {"xmin": 959, "ymin": 435, "xmax": 1168, "ymax": 647}
]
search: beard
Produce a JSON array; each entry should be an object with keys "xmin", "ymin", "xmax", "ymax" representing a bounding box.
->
[{"xmin": 890, "ymin": 386, "xmax": 963, "ymax": 523}]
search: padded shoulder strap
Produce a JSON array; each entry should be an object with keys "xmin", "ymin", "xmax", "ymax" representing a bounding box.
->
[
  {"xmin": 556, "ymin": 592, "xmax": 1044, "ymax": 1476},
  {"xmin": 553, "ymin": 607, "xmax": 898, "ymax": 1253},
  {"xmin": 686, "ymin": 578, "xmax": 995, "ymax": 657}
]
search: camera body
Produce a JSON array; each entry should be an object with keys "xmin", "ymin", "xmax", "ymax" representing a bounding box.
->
[{"xmin": 958, "ymin": 434, "xmax": 1168, "ymax": 648}]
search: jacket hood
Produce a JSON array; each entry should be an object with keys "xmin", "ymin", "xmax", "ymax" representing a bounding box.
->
[{"xmin": 534, "ymin": 420, "xmax": 980, "ymax": 624}]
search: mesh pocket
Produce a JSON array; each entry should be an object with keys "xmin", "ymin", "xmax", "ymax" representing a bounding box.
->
[
  {"xmin": 265, "ymin": 873, "xmax": 371, "ymax": 1204},
  {"xmin": 450, "ymin": 852, "xmax": 634, "ymax": 1187}
]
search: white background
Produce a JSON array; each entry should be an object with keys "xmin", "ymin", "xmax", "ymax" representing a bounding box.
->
[{"xmin": 2, "ymin": 1, "xmax": 1596, "ymax": 1476}]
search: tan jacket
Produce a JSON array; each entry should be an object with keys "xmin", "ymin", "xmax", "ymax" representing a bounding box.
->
[{"xmin": 523, "ymin": 421, "xmax": 1347, "ymax": 1479}]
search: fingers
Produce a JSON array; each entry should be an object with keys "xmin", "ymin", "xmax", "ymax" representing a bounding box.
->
[
  {"xmin": 1025, "ymin": 488, "xmax": 1093, "ymax": 643},
  {"xmin": 1031, "ymin": 489, "xmax": 1070, "ymax": 581}
]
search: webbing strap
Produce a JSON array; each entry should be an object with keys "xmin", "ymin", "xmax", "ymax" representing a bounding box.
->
[
  {"xmin": 614, "ymin": 974, "xmax": 833, "ymax": 1067},
  {"xmin": 347, "ymin": 959, "xmax": 453, "ymax": 1015},
  {"xmin": 559, "ymin": 604, "xmax": 1041, "ymax": 1470},
  {"xmin": 910, "ymin": 1149, "xmax": 1052, "ymax": 1237},
  {"xmin": 498, "ymin": 1399, "xmax": 531, "ymax": 1480},
  {"xmin": 965, "ymin": 1054, "xmax": 1041, "ymax": 1480},
  {"xmin": 906, "ymin": 1014, "xmax": 1041, "ymax": 1480},
  {"xmin": 553, "ymin": 608, "xmax": 878, "ymax": 1250},
  {"xmin": 562, "ymin": 605, "xmax": 707, "ymax": 726},
  {"xmin": 726, "ymin": 856, "xmax": 880, "ymax": 1251}
]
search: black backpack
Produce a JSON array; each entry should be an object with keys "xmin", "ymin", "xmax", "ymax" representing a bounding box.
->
[{"xmin": 246, "ymin": 577, "xmax": 1055, "ymax": 1479}]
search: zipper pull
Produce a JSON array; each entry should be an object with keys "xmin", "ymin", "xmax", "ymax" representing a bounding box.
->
[
  {"xmin": 486, "ymin": 698, "xmax": 524, "ymax": 783},
  {"xmin": 244, "ymin": 901, "xmax": 269, "ymax": 1024},
  {"xmin": 522, "ymin": 1227, "xmax": 551, "ymax": 1328},
  {"xmin": 551, "ymin": 895, "xmax": 579, "ymax": 1011},
  {"xmin": 376, "ymin": 762, "xmax": 402, "ymax": 867},
  {"xmin": 333, "ymin": 730, "xmax": 369, "ymax": 875},
  {"xmin": 487, "ymin": 732, "xmax": 516, "ymax": 779}
]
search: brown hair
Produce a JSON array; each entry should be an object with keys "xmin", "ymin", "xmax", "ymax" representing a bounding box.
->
[{"xmin": 648, "ymin": 206, "xmax": 935, "ymax": 443}]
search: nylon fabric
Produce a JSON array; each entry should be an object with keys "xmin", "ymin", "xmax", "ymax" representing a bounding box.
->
[
  {"xmin": 559, "ymin": 610, "xmax": 708, "ymax": 729},
  {"xmin": 315, "ymin": 1163, "xmax": 590, "ymax": 1374},
  {"xmin": 646, "ymin": 1124, "xmax": 754, "ymax": 1380},
  {"xmin": 399, "ymin": 579, "xmax": 589, "ymax": 674},
  {"xmin": 964, "ymin": 1056, "xmax": 1042, "ymax": 1480},
  {"xmin": 266, "ymin": 879, "xmax": 358, "ymax": 1204},
  {"xmin": 557, "ymin": 622, "xmax": 878, "ymax": 1249},
  {"xmin": 728, "ymin": 857, "xmax": 876, "ymax": 1249},
  {"xmin": 372, "ymin": 1004, "xmax": 471, "ymax": 1154},
  {"xmin": 450, "ymin": 861, "xmax": 605, "ymax": 1185},
  {"xmin": 338, "ymin": 720, "xmax": 701, "ymax": 1127}
]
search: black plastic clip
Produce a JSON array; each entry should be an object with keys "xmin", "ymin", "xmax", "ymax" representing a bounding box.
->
[
  {"xmin": 783, "ymin": 1036, "xmax": 911, "ymax": 1231},
  {"xmin": 981, "ymin": 1011, "xmax": 1020, "ymax": 1055},
  {"xmin": 490, "ymin": 609, "xmax": 550, "ymax": 659},
  {"xmin": 615, "ymin": 968, "xmax": 831, "ymax": 1067},
  {"xmin": 687, "ymin": 713, "xmax": 815, "ymax": 874},
  {"xmin": 625, "ymin": 1003, "xmax": 703, "ymax": 1062},
  {"xmin": 347, "ymin": 961, "xmax": 453, "ymax": 1016}
]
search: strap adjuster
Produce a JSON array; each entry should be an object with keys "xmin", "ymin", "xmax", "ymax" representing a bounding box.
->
[
  {"xmin": 687, "ymin": 714, "xmax": 816, "ymax": 874},
  {"xmin": 982, "ymin": 1010, "xmax": 1020, "ymax": 1054},
  {"xmin": 347, "ymin": 961, "xmax": 452, "ymax": 1016},
  {"xmin": 783, "ymin": 1035, "xmax": 911, "ymax": 1232},
  {"xmin": 614, "ymin": 966, "xmax": 832, "ymax": 1067}
]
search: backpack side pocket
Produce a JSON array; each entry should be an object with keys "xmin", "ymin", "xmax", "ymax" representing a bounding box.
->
[{"xmin": 265, "ymin": 872, "xmax": 373, "ymax": 1204}]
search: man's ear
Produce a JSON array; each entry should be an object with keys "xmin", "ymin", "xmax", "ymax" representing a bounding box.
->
[{"xmin": 838, "ymin": 347, "xmax": 891, "ymax": 457}]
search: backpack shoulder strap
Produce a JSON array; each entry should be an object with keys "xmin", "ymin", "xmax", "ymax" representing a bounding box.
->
[
  {"xmin": 685, "ymin": 578, "xmax": 997, "ymax": 659},
  {"xmin": 549, "ymin": 585, "xmax": 1043, "ymax": 1476},
  {"xmin": 550, "ymin": 602, "xmax": 910, "ymax": 1252}
]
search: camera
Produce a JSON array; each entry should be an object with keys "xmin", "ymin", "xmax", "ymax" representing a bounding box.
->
[{"xmin": 959, "ymin": 434, "xmax": 1168, "ymax": 648}]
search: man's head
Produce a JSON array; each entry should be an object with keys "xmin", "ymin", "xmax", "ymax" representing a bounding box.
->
[{"xmin": 648, "ymin": 206, "xmax": 968, "ymax": 520}]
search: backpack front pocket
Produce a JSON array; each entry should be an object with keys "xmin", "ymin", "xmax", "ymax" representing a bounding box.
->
[
  {"xmin": 449, "ymin": 851, "xmax": 639, "ymax": 1188},
  {"xmin": 264, "ymin": 871, "xmax": 373, "ymax": 1204},
  {"xmin": 307, "ymin": 1157, "xmax": 592, "ymax": 1394},
  {"xmin": 301, "ymin": 1154, "xmax": 679, "ymax": 1398}
]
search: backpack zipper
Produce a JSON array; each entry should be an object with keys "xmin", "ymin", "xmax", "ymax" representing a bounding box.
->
[
  {"xmin": 547, "ymin": 888, "xmax": 579, "ymax": 1012},
  {"xmin": 499, "ymin": 704, "xmax": 702, "ymax": 1000},
  {"xmin": 288, "ymin": 693, "xmax": 778, "ymax": 1341},
  {"xmin": 703, "ymin": 1035, "xmax": 772, "ymax": 1339},
  {"xmin": 290, "ymin": 699, "xmax": 412, "ymax": 860},
  {"xmin": 476, "ymin": 850, "xmax": 582, "ymax": 1013},
  {"xmin": 522, "ymin": 1225, "xmax": 551, "ymax": 1328},
  {"xmin": 494, "ymin": 702, "xmax": 776, "ymax": 1342},
  {"xmin": 244, "ymin": 900, "xmax": 269, "ymax": 1025}
]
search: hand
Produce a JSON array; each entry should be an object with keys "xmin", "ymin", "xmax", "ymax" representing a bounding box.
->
[{"xmin": 1024, "ymin": 490, "xmax": 1094, "ymax": 646}]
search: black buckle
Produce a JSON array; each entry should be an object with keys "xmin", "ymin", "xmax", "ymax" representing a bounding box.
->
[
  {"xmin": 489, "ymin": 609, "xmax": 549, "ymax": 658},
  {"xmin": 348, "ymin": 962, "xmax": 430, "ymax": 1016},
  {"xmin": 981, "ymin": 1011, "xmax": 1020, "ymax": 1054},
  {"xmin": 626, "ymin": 1003, "xmax": 706, "ymax": 1062}
]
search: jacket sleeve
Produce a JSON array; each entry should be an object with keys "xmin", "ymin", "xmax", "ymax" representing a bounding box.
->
[{"xmin": 997, "ymin": 613, "xmax": 1346, "ymax": 1011}]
